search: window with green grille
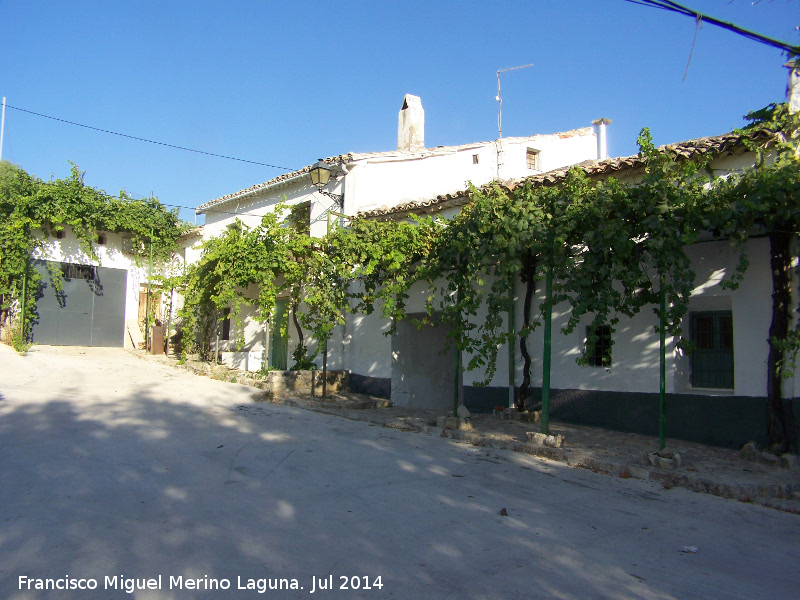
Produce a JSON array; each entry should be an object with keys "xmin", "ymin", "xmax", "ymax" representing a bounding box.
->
[
  {"xmin": 585, "ymin": 324, "xmax": 612, "ymax": 368},
  {"xmin": 690, "ymin": 311, "xmax": 734, "ymax": 389}
]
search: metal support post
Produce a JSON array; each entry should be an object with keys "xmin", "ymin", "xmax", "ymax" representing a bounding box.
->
[
  {"xmin": 322, "ymin": 339, "xmax": 328, "ymax": 397},
  {"xmin": 508, "ymin": 277, "xmax": 516, "ymax": 409},
  {"xmin": 659, "ymin": 274, "xmax": 667, "ymax": 450},
  {"xmin": 541, "ymin": 268, "xmax": 552, "ymax": 435}
]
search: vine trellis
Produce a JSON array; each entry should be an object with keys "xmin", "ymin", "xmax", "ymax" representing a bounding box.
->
[{"xmin": 0, "ymin": 162, "xmax": 189, "ymax": 351}]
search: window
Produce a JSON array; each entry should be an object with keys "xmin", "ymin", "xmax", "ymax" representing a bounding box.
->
[
  {"xmin": 585, "ymin": 324, "xmax": 612, "ymax": 367},
  {"xmin": 96, "ymin": 234, "xmax": 107, "ymax": 245},
  {"xmin": 55, "ymin": 230, "xmax": 65, "ymax": 239},
  {"xmin": 526, "ymin": 148, "xmax": 540, "ymax": 170},
  {"xmin": 221, "ymin": 308, "xmax": 231, "ymax": 341},
  {"xmin": 472, "ymin": 154, "xmax": 480, "ymax": 164},
  {"xmin": 61, "ymin": 263, "xmax": 95, "ymax": 281},
  {"xmin": 691, "ymin": 311, "xmax": 734, "ymax": 389},
  {"xmin": 289, "ymin": 202, "xmax": 311, "ymax": 235}
]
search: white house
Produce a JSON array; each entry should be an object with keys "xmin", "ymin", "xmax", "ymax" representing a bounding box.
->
[
  {"xmin": 194, "ymin": 94, "xmax": 601, "ymax": 373},
  {"xmin": 27, "ymin": 226, "xmax": 201, "ymax": 349},
  {"xmin": 361, "ymin": 129, "xmax": 797, "ymax": 449}
]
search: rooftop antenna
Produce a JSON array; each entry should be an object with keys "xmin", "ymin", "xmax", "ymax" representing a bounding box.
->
[{"xmin": 496, "ymin": 64, "xmax": 533, "ymax": 139}]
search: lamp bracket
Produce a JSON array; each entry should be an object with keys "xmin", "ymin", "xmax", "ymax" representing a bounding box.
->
[{"xmin": 319, "ymin": 190, "xmax": 344, "ymax": 208}]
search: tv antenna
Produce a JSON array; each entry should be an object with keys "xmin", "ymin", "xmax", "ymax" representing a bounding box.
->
[{"xmin": 496, "ymin": 64, "xmax": 533, "ymax": 139}]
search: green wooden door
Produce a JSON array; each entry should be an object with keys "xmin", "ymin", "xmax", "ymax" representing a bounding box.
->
[
  {"xmin": 691, "ymin": 311, "xmax": 734, "ymax": 389},
  {"xmin": 270, "ymin": 298, "xmax": 289, "ymax": 370}
]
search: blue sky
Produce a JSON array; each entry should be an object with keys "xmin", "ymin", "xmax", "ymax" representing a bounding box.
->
[{"xmin": 1, "ymin": 0, "xmax": 797, "ymax": 224}]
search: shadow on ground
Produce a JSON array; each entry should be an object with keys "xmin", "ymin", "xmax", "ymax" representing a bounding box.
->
[{"xmin": 1, "ymin": 372, "xmax": 798, "ymax": 600}]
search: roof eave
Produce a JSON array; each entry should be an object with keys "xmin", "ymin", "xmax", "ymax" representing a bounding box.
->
[{"xmin": 357, "ymin": 130, "xmax": 773, "ymax": 222}]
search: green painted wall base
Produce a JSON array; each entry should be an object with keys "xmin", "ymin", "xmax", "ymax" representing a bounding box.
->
[
  {"xmin": 345, "ymin": 372, "xmax": 799, "ymax": 451},
  {"xmin": 460, "ymin": 384, "xmax": 798, "ymax": 450}
]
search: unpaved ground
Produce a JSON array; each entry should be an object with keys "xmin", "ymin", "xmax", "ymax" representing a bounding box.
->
[{"xmin": 2, "ymin": 345, "xmax": 799, "ymax": 600}]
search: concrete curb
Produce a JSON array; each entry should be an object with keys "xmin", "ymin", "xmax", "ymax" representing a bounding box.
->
[{"xmin": 440, "ymin": 429, "xmax": 800, "ymax": 512}]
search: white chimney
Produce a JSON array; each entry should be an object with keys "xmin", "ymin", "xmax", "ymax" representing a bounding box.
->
[
  {"xmin": 592, "ymin": 118, "xmax": 612, "ymax": 160},
  {"xmin": 786, "ymin": 59, "xmax": 800, "ymax": 114},
  {"xmin": 398, "ymin": 94, "xmax": 425, "ymax": 152}
]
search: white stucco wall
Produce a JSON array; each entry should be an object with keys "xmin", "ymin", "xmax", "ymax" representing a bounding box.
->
[
  {"xmin": 201, "ymin": 179, "xmax": 346, "ymax": 243},
  {"xmin": 498, "ymin": 236, "xmax": 773, "ymax": 399},
  {"xmin": 33, "ymin": 227, "xmax": 200, "ymax": 350},
  {"xmin": 345, "ymin": 129, "xmax": 597, "ymax": 215},
  {"xmin": 33, "ymin": 229, "xmax": 148, "ymax": 324},
  {"xmin": 332, "ymin": 232, "xmax": 780, "ymax": 402}
]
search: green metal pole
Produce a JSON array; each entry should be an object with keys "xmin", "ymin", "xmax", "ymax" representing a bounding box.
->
[
  {"xmin": 508, "ymin": 277, "xmax": 516, "ymax": 409},
  {"xmin": 164, "ymin": 285, "xmax": 174, "ymax": 356},
  {"xmin": 541, "ymin": 268, "xmax": 552, "ymax": 435},
  {"xmin": 20, "ymin": 258, "xmax": 28, "ymax": 344},
  {"xmin": 322, "ymin": 339, "xmax": 328, "ymax": 397},
  {"xmin": 454, "ymin": 286, "xmax": 462, "ymax": 417},
  {"xmin": 659, "ymin": 273, "xmax": 666, "ymax": 450},
  {"xmin": 145, "ymin": 227, "xmax": 153, "ymax": 352},
  {"xmin": 454, "ymin": 342, "xmax": 461, "ymax": 417}
]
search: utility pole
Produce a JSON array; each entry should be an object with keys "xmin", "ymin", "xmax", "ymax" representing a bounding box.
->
[{"xmin": 1, "ymin": 97, "xmax": 6, "ymax": 162}]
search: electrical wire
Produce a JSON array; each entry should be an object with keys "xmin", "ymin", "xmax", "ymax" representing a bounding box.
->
[
  {"xmin": 5, "ymin": 103, "xmax": 296, "ymax": 171},
  {"xmin": 620, "ymin": 0, "xmax": 800, "ymax": 55},
  {"xmin": 63, "ymin": 188, "xmax": 293, "ymax": 220}
]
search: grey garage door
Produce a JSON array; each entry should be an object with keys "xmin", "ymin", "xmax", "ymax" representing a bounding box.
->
[{"xmin": 30, "ymin": 260, "xmax": 127, "ymax": 347}]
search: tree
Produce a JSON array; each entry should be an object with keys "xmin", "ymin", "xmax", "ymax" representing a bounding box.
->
[
  {"xmin": 177, "ymin": 204, "xmax": 322, "ymax": 368},
  {"xmin": 711, "ymin": 103, "xmax": 800, "ymax": 452}
]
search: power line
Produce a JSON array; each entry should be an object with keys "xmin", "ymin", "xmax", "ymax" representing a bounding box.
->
[
  {"xmin": 63, "ymin": 189, "xmax": 287, "ymax": 221},
  {"xmin": 5, "ymin": 103, "xmax": 296, "ymax": 171},
  {"xmin": 621, "ymin": 0, "xmax": 800, "ymax": 55}
]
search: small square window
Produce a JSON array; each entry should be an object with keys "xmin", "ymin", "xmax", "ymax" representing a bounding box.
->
[
  {"xmin": 472, "ymin": 154, "xmax": 479, "ymax": 164},
  {"xmin": 585, "ymin": 324, "xmax": 612, "ymax": 368},
  {"xmin": 61, "ymin": 263, "xmax": 95, "ymax": 281},
  {"xmin": 96, "ymin": 234, "xmax": 107, "ymax": 245},
  {"xmin": 526, "ymin": 148, "xmax": 540, "ymax": 170},
  {"xmin": 55, "ymin": 230, "xmax": 65, "ymax": 239}
]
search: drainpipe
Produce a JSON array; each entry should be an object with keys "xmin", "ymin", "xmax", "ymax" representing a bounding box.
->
[{"xmin": 592, "ymin": 118, "xmax": 612, "ymax": 160}]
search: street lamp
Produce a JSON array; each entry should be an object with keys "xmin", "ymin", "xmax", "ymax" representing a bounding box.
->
[{"xmin": 308, "ymin": 159, "xmax": 343, "ymax": 208}]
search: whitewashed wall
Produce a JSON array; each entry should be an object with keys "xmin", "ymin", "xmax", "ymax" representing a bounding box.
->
[
  {"xmin": 345, "ymin": 129, "xmax": 597, "ymax": 215},
  {"xmin": 33, "ymin": 229, "xmax": 148, "ymax": 324}
]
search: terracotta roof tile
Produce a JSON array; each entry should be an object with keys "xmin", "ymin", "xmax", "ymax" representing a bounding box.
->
[
  {"xmin": 195, "ymin": 126, "xmax": 595, "ymax": 216},
  {"xmin": 196, "ymin": 155, "xmax": 353, "ymax": 214},
  {"xmin": 357, "ymin": 130, "xmax": 775, "ymax": 221}
]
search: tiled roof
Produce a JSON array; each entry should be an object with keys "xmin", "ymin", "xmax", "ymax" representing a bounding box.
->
[
  {"xmin": 196, "ymin": 155, "xmax": 353, "ymax": 214},
  {"xmin": 347, "ymin": 127, "xmax": 593, "ymax": 162},
  {"xmin": 178, "ymin": 226, "xmax": 204, "ymax": 240},
  {"xmin": 357, "ymin": 130, "xmax": 775, "ymax": 221},
  {"xmin": 195, "ymin": 126, "xmax": 594, "ymax": 216}
]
